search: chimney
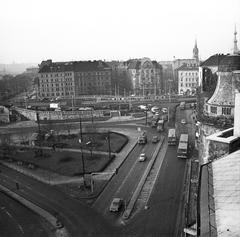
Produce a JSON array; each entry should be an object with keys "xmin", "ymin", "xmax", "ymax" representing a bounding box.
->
[{"xmin": 234, "ymin": 92, "xmax": 240, "ymax": 137}]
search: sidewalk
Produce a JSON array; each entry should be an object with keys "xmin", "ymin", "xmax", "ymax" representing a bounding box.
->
[
  {"xmin": 0, "ymin": 128, "xmax": 140, "ymax": 197},
  {"xmin": 0, "ymin": 126, "xmax": 140, "ymax": 235}
]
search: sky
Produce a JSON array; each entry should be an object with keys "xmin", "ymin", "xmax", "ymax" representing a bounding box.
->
[{"xmin": 1, "ymin": 0, "xmax": 240, "ymax": 64}]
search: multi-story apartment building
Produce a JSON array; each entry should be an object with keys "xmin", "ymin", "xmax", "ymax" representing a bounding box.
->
[
  {"xmin": 38, "ymin": 61, "xmax": 75, "ymax": 98},
  {"xmin": 38, "ymin": 60, "xmax": 112, "ymax": 98},
  {"xmin": 177, "ymin": 64, "xmax": 199, "ymax": 95},
  {"xmin": 73, "ymin": 61, "xmax": 111, "ymax": 96},
  {"xmin": 126, "ymin": 57, "xmax": 163, "ymax": 96}
]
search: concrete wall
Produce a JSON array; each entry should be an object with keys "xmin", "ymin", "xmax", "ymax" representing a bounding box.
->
[
  {"xmin": 198, "ymin": 123, "xmax": 222, "ymax": 165},
  {"xmin": 15, "ymin": 108, "xmax": 107, "ymax": 121}
]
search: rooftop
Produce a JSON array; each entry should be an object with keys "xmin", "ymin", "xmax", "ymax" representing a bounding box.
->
[{"xmin": 212, "ymin": 150, "xmax": 240, "ymax": 236}]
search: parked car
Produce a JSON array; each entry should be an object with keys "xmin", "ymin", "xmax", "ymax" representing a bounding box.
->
[
  {"xmin": 162, "ymin": 108, "xmax": 168, "ymax": 113},
  {"xmin": 138, "ymin": 105, "xmax": 148, "ymax": 110},
  {"xmin": 139, "ymin": 153, "xmax": 147, "ymax": 162},
  {"xmin": 152, "ymin": 136, "xmax": 158, "ymax": 143},
  {"xmin": 181, "ymin": 119, "xmax": 186, "ymax": 125},
  {"xmin": 151, "ymin": 106, "xmax": 159, "ymax": 113},
  {"xmin": 110, "ymin": 198, "xmax": 123, "ymax": 212}
]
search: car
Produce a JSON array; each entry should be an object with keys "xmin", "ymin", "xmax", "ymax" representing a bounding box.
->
[
  {"xmin": 138, "ymin": 105, "xmax": 148, "ymax": 110},
  {"xmin": 110, "ymin": 198, "xmax": 123, "ymax": 212},
  {"xmin": 139, "ymin": 153, "xmax": 147, "ymax": 162},
  {"xmin": 152, "ymin": 136, "xmax": 158, "ymax": 143},
  {"xmin": 151, "ymin": 106, "xmax": 159, "ymax": 113},
  {"xmin": 40, "ymin": 97, "xmax": 49, "ymax": 101},
  {"xmin": 181, "ymin": 119, "xmax": 186, "ymax": 125},
  {"xmin": 162, "ymin": 108, "xmax": 168, "ymax": 113}
]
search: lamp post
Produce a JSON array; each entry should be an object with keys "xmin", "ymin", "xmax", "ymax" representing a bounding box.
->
[
  {"xmin": 86, "ymin": 141, "xmax": 93, "ymax": 161},
  {"xmin": 168, "ymin": 80, "xmax": 172, "ymax": 122},
  {"xmin": 79, "ymin": 114, "xmax": 85, "ymax": 174},
  {"xmin": 105, "ymin": 131, "xmax": 111, "ymax": 160},
  {"xmin": 79, "ymin": 140, "xmax": 85, "ymax": 174}
]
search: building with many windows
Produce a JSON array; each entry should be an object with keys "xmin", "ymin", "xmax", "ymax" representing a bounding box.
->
[
  {"xmin": 127, "ymin": 57, "xmax": 163, "ymax": 96},
  {"xmin": 38, "ymin": 61, "xmax": 75, "ymax": 98},
  {"xmin": 38, "ymin": 60, "xmax": 112, "ymax": 98},
  {"xmin": 177, "ymin": 64, "xmax": 199, "ymax": 95},
  {"xmin": 73, "ymin": 61, "xmax": 111, "ymax": 96}
]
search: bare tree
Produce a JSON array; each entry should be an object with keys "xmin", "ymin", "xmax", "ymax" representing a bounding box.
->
[
  {"xmin": 84, "ymin": 123, "xmax": 99, "ymax": 142},
  {"xmin": 52, "ymin": 123, "xmax": 62, "ymax": 145},
  {"xmin": 18, "ymin": 132, "xmax": 31, "ymax": 148},
  {"xmin": 0, "ymin": 133, "xmax": 15, "ymax": 154},
  {"xmin": 64, "ymin": 123, "xmax": 73, "ymax": 137}
]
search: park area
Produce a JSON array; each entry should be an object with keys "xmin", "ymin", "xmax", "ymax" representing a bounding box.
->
[{"xmin": 0, "ymin": 131, "xmax": 128, "ymax": 176}]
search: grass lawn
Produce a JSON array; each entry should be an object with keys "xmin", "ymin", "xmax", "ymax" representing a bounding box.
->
[
  {"xmin": 35, "ymin": 132, "xmax": 128, "ymax": 153},
  {"xmin": 2, "ymin": 132, "xmax": 127, "ymax": 176},
  {"xmin": 3, "ymin": 147, "xmax": 114, "ymax": 175}
]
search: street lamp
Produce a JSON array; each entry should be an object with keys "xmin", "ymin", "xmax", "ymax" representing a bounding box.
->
[
  {"xmin": 79, "ymin": 139, "xmax": 85, "ymax": 174},
  {"xmin": 86, "ymin": 141, "xmax": 93, "ymax": 160},
  {"xmin": 79, "ymin": 114, "xmax": 85, "ymax": 174},
  {"xmin": 105, "ymin": 131, "xmax": 111, "ymax": 160}
]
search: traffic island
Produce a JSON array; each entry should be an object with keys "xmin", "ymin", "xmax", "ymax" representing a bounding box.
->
[{"xmin": 122, "ymin": 138, "xmax": 165, "ymax": 220}]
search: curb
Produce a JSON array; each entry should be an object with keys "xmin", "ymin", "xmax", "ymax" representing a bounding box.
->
[
  {"xmin": 122, "ymin": 137, "xmax": 165, "ymax": 220},
  {"xmin": 0, "ymin": 183, "xmax": 63, "ymax": 230}
]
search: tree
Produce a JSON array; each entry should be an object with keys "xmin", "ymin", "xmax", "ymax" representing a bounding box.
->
[
  {"xmin": 0, "ymin": 133, "xmax": 15, "ymax": 154},
  {"xmin": 18, "ymin": 132, "xmax": 31, "ymax": 148},
  {"xmin": 84, "ymin": 123, "xmax": 99, "ymax": 142},
  {"xmin": 64, "ymin": 123, "xmax": 73, "ymax": 137}
]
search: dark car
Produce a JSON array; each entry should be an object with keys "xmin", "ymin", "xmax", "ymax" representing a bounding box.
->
[
  {"xmin": 152, "ymin": 136, "xmax": 158, "ymax": 143},
  {"xmin": 110, "ymin": 198, "xmax": 123, "ymax": 212}
]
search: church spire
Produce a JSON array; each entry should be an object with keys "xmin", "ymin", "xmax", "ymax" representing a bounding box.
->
[
  {"xmin": 193, "ymin": 37, "xmax": 199, "ymax": 63},
  {"xmin": 232, "ymin": 24, "xmax": 240, "ymax": 55}
]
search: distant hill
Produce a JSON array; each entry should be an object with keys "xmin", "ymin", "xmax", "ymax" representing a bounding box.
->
[{"xmin": 0, "ymin": 62, "xmax": 38, "ymax": 75}]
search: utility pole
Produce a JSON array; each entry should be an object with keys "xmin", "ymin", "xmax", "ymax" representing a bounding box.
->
[
  {"xmin": 79, "ymin": 114, "xmax": 85, "ymax": 174},
  {"xmin": 108, "ymin": 131, "xmax": 111, "ymax": 159}
]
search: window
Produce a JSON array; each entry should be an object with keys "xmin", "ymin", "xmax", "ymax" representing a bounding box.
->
[
  {"xmin": 210, "ymin": 106, "xmax": 217, "ymax": 114},
  {"xmin": 222, "ymin": 107, "xmax": 231, "ymax": 115}
]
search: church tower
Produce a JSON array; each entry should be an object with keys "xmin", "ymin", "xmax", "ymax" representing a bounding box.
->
[
  {"xmin": 232, "ymin": 24, "xmax": 240, "ymax": 54},
  {"xmin": 193, "ymin": 38, "xmax": 199, "ymax": 64}
]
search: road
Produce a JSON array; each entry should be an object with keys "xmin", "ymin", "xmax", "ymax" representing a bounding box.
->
[
  {"xmin": 92, "ymin": 131, "xmax": 160, "ymax": 223},
  {"xmin": 0, "ymin": 165, "xmax": 118, "ymax": 237},
  {"xmin": 90, "ymin": 106, "xmax": 193, "ymax": 237},
  {"xmin": 0, "ymin": 103, "xmax": 195, "ymax": 236},
  {"xmin": 119, "ymin": 107, "xmax": 193, "ymax": 237},
  {"xmin": 0, "ymin": 191, "xmax": 54, "ymax": 237}
]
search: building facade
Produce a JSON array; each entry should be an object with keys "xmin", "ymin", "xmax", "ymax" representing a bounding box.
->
[
  {"xmin": 177, "ymin": 64, "xmax": 199, "ymax": 95},
  {"xmin": 127, "ymin": 57, "xmax": 163, "ymax": 96},
  {"xmin": 38, "ymin": 60, "xmax": 112, "ymax": 98},
  {"xmin": 73, "ymin": 61, "xmax": 112, "ymax": 96},
  {"xmin": 38, "ymin": 61, "xmax": 75, "ymax": 98}
]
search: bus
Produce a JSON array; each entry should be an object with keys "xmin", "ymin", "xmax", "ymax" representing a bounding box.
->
[
  {"xmin": 180, "ymin": 102, "xmax": 186, "ymax": 110},
  {"xmin": 177, "ymin": 134, "xmax": 189, "ymax": 158},
  {"xmin": 168, "ymin": 128, "xmax": 176, "ymax": 145}
]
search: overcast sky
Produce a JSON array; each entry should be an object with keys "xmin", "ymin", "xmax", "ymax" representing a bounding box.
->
[{"xmin": 1, "ymin": 0, "xmax": 240, "ymax": 64}]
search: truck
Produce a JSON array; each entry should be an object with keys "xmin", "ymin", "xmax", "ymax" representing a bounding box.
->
[
  {"xmin": 151, "ymin": 114, "xmax": 159, "ymax": 127},
  {"xmin": 157, "ymin": 120, "xmax": 164, "ymax": 132},
  {"xmin": 138, "ymin": 132, "xmax": 147, "ymax": 144},
  {"xmin": 50, "ymin": 103, "xmax": 61, "ymax": 111}
]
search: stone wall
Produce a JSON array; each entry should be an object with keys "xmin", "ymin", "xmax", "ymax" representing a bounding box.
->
[
  {"xmin": 198, "ymin": 123, "xmax": 223, "ymax": 165},
  {"xmin": 15, "ymin": 108, "xmax": 107, "ymax": 121}
]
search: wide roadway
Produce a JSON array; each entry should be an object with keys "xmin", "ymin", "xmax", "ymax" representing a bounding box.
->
[
  {"xmin": 0, "ymin": 104, "xmax": 194, "ymax": 236},
  {"xmin": 0, "ymin": 190, "xmax": 54, "ymax": 237},
  {"xmin": 92, "ymin": 106, "xmax": 193, "ymax": 236},
  {"xmin": 92, "ymin": 129, "xmax": 160, "ymax": 224},
  {"xmin": 0, "ymin": 165, "xmax": 118, "ymax": 236}
]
